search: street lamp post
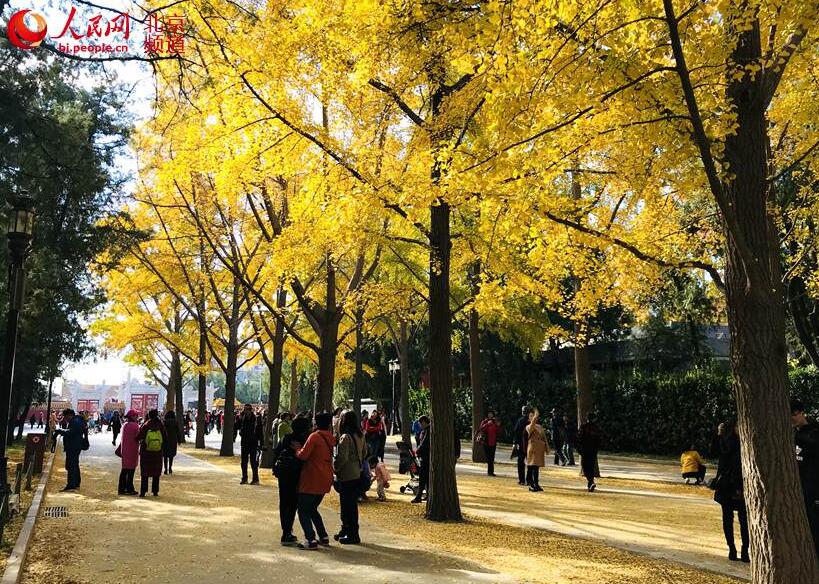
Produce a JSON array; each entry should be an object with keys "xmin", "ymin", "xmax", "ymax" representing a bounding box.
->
[
  {"xmin": 388, "ymin": 359, "xmax": 400, "ymax": 435},
  {"xmin": 0, "ymin": 192, "xmax": 35, "ymax": 496}
]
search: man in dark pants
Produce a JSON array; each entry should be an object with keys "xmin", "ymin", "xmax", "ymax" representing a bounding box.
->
[
  {"xmin": 239, "ymin": 404, "xmax": 262, "ymax": 484},
  {"xmin": 411, "ymin": 416, "xmax": 430, "ymax": 503},
  {"xmin": 513, "ymin": 406, "xmax": 531, "ymax": 485},
  {"xmin": 792, "ymin": 399, "xmax": 819, "ymax": 556},
  {"xmin": 55, "ymin": 409, "xmax": 85, "ymax": 491}
]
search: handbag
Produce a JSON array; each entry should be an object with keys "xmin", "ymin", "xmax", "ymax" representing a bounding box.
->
[
  {"xmin": 114, "ymin": 444, "xmax": 122, "ymax": 458},
  {"xmin": 81, "ymin": 434, "xmax": 90, "ymax": 451},
  {"xmin": 510, "ymin": 444, "xmax": 519, "ymax": 459}
]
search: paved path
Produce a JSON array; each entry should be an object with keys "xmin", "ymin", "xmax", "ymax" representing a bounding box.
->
[
  {"xmin": 196, "ymin": 427, "xmax": 745, "ymax": 580},
  {"xmin": 20, "ymin": 432, "xmax": 514, "ymax": 584}
]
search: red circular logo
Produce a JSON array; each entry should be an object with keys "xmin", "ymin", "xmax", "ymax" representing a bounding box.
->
[{"xmin": 7, "ymin": 10, "xmax": 48, "ymax": 50}]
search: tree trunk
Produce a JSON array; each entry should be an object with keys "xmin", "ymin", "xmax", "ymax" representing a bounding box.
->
[
  {"xmin": 574, "ymin": 336, "xmax": 593, "ymax": 428},
  {"xmin": 399, "ymin": 319, "xmax": 411, "ymax": 445},
  {"xmin": 195, "ymin": 305, "xmax": 207, "ymax": 449},
  {"xmin": 721, "ymin": 20, "xmax": 819, "ymax": 581},
  {"xmin": 427, "ymin": 200, "xmax": 462, "ymax": 521},
  {"xmin": 315, "ymin": 319, "xmax": 339, "ymax": 413},
  {"xmin": 786, "ymin": 277, "xmax": 819, "ymax": 367},
  {"xmin": 172, "ymin": 350, "xmax": 185, "ymax": 444},
  {"xmin": 469, "ymin": 306, "xmax": 486, "ymax": 463},
  {"xmin": 261, "ymin": 288, "xmax": 286, "ymax": 468},
  {"xmin": 165, "ymin": 354, "xmax": 176, "ymax": 413},
  {"xmin": 289, "ymin": 358, "xmax": 298, "ymax": 415},
  {"xmin": 219, "ymin": 337, "xmax": 238, "ymax": 456},
  {"xmin": 353, "ymin": 309, "xmax": 364, "ymax": 417}
]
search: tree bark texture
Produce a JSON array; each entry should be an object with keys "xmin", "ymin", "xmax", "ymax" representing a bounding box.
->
[
  {"xmin": 195, "ymin": 304, "xmax": 207, "ymax": 449},
  {"xmin": 288, "ymin": 358, "xmax": 298, "ymax": 415},
  {"xmin": 399, "ymin": 319, "xmax": 411, "ymax": 446},
  {"xmin": 261, "ymin": 288, "xmax": 286, "ymax": 468},
  {"xmin": 720, "ymin": 14, "xmax": 818, "ymax": 583},
  {"xmin": 426, "ymin": 200, "xmax": 462, "ymax": 521}
]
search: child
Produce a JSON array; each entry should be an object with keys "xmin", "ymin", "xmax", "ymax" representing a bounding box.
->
[
  {"xmin": 680, "ymin": 446, "xmax": 706, "ymax": 485},
  {"xmin": 370, "ymin": 455, "xmax": 391, "ymax": 501}
]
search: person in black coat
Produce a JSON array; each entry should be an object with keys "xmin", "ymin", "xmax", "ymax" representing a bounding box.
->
[
  {"xmin": 411, "ymin": 416, "xmax": 430, "ymax": 503},
  {"xmin": 713, "ymin": 421, "xmax": 749, "ymax": 563},
  {"xmin": 55, "ymin": 409, "xmax": 86, "ymax": 491},
  {"xmin": 577, "ymin": 413, "xmax": 602, "ymax": 492},
  {"xmin": 110, "ymin": 410, "xmax": 122, "ymax": 446},
  {"xmin": 550, "ymin": 409, "xmax": 567, "ymax": 466},
  {"xmin": 274, "ymin": 416, "xmax": 310, "ymax": 546},
  {"xmin": 239, "ymin": 404, "xmax": 262, "ymax": 484},
  {"xmin": 162, "ymin": 410, "xmax": 182, "ymax": 474},
  {"xmin": 513, "ymin": 406, "xmax": 532, "ymax": 485},
  {"xmin": 791, "ymin": 399, "xmax": 819, "ymax": 557}
]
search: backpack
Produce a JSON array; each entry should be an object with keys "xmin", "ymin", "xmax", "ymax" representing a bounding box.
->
[{"xmin": 145, "ymin": 428, "xmax": 163, "ymax": 452}]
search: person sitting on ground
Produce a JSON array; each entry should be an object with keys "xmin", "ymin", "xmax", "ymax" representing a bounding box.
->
[
  {"xmin": 526, "ymin": 408, "xmax": 548, "ymax": 492},
  {"xmin": 370, "ymin": 455, "xmax": 391, "ymax": 501},
  {"xmin": 680, "ymin": 444, "xmax": 707, "ymax": 485},
  {"xmin": 136, "ymin": 409, "xmax": 168, "ymax": 497},
  {"xmin": 294, "ymin": 411, "xmax": 335, "ymax": 550}
]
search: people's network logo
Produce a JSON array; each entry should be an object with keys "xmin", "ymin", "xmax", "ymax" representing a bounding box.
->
[{"xmin": 6, "ymin": 9, "xmax": 48, "ymax": 50}]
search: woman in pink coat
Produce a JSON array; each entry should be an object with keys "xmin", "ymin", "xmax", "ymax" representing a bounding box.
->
[{"xmin": 118, "ymin": 410, "xmax": 140, "ymax": 495}]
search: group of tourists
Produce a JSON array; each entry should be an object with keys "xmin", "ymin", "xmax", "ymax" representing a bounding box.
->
[
  {"xmin": 501, "ymin": 406, "xmax": 601, "ymax": 492},
  {"xmin": 51, "ymin": 392, "xmax": 819, "ymax": 566},
  {"xmin": 271, "ymin": 409, "xmax": 382, "ymax": 549},
  {"xmin": 112, "ymin": 409, "xmax": 182, "ymax": 496}
]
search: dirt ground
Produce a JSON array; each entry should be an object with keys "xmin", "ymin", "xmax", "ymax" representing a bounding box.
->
[{"xmin": 18, "ymin": 434, "xmax": 747, "ymax": 584}]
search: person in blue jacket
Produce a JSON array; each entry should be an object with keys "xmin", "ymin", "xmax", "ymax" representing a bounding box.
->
[{"xmin": 55, "ymin": 408, "xmax": 86, "ymax": 491}]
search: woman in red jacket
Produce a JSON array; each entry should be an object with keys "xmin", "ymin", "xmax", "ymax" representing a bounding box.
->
[
  {"xmin": 479, "ymin": 410, "xmax": 501, "ymax": 476},
  {"xmin": 293, "ymin": 412, "xmax": 336, "ymax": 550}
]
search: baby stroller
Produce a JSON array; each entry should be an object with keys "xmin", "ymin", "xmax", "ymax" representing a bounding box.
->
[{"xmin": 396, "ymin": 441, "xmax": 419, "ymax": 496}]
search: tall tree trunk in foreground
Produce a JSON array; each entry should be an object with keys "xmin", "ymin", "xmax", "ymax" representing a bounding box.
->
[
  {"xmin": 288, "ymin": 358, "xmax": 298, "ymax": 415},
  {"xmin": 261, "ymin": 288, "xmax": 286, "ymax": 468},
  {"xmin": 663, "ymin": 2, "xmax": 819, "ymax": 580},
  {"xmin": 399, "ymin": 320, "xmax": 411, "ymax": 445}
]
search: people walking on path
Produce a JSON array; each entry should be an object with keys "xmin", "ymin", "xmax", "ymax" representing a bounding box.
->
[
  {"xmin": 239, "ymin": 404, "xmax": 262, "ymax": 484},
  {"xmin": 274, "ymin": 416, "xmax": 309, "ymax": 546},
  {"xmin": 712, "ymin": 421, "xmax": 749, "ymax": 562},
  {"xmin": 117, "ymin": 410, "xmax": 139, "ymax": 495},
  {"xmin": 110, "ymin": 410, "xmax": 122, "ymax": 446},
  {"xmin": 578, "ymin": 413, "xmax": 602, "ymax": 492},
  {"xmin": 136, "ymin": 409, "xmax": 168, "ymax": 497},
  {"xmin": 513, "ymin": 406, "xmax": 531, "ymax": 485},
  {"xmin": 526, "ymin": 409, "xmax": 548, "ymax": 492},
  {"xmin": 163, "ymin": 410, "xmax": 182, "ymax": 475},
  {"xmin": 563, "ymin": 415, "xmax": 576, "ymax": 466},
  {"xmin": 411, "ymin": 415, "xmax": 430, "ymax": 503},
  {"xmin": 29, "ymin": 413, "xmax": 36, "ymax": 429},
  {"xmin": 55, "ymin": 408, "xmax": 86, "ymax": 491},
  {"xmin": 791, "ymin": 399, "xmax": 819, "ymax": 556},
  {"xmin": 294, "ymin": 411, "xmax": 335, "ymax": 550},
  {"xmin": 478, "ymin": 410, "xmax": 500, "ymax": 476},
  {"xmin": 680, "ymin": 445, "xmax": 706, "ymax": 485},
  {"xmin": 184, "ymin": 411, "xmax": 192, "ymax": 437},
  {"xmin": 550, "ymin": 409, "xmax": 567, "ymax": 466},
  {"xmin": 371, "ymin": 455, "xmax": 390, "ymax": 501},
  {"xmin": 37, "ymin": 412, "xmax": 44, "ymax": 428},
  {"xmin": 334, "ymin": 410, "xmax": 368, "ymax": 544}
]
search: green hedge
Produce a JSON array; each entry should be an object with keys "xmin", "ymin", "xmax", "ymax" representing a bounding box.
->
[{"xmin": 409, "ymin": 365, "xmax": 819, "ymax": 456}]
